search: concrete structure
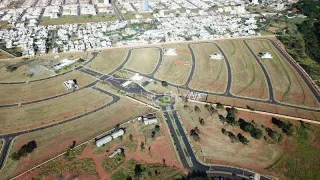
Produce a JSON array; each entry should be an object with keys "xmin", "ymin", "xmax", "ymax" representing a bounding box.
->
[
  {"xmin": 143, "ymin": 117, "xmax": 158, "ymax": 125},
  {"xmin": 260, "ymin": 52, "xmax": 273, "ymax": 59},
  {"xmin": 109, "ymin": 148, "xmax": 123, "ymax": 157},
  {"xmin": 95, "ymin": 135, "xmax": 112, "ymax": 147},
  {"xmin": 210, "ymin": 54, "xmax": 224, "ymax": 60},
  {"xmin": 63, "ymin": 79, "xmax": 78, "ymax": 90},
  {"xmin": 111, "ymin": 129, "xmax": 125, "ymax": 139}
]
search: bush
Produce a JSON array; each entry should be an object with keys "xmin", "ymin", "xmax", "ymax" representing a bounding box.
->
[
  {"xmin": 161, "ymin": 81, "xmax": 168, "ymax": 87},
  {"xmin": 225, "ymin": 107, "xmax": 239, "ymax": 126},
  {"xmin": 11, "ymin": 140, "xmax": 37, "ymax": 160},
  {"xmin": 239, "ymin": 119, "xmax": 263, "ymax": 139},
  {"xmin": 237, "ymin": 133, "xmax": 249, "ymax": 145},
  {"xmin": 216, "ymin": 103, "xmax": 224, "ymax": 109},
  {"xmin": 272, "ymin": 117, "xmax": 294, "ymax": 136}
]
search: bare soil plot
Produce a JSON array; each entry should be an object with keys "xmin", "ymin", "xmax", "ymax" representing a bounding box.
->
[
  {"xmin": 246, "ymin": 40, "xmax": 320, "ymax": 109},
  {"xmin": 0, "ymin": 51, "xmax": 91, "ymax": 82},
  {"xmin": 176, "ymin": 101, "xmax": 283, "ymax": 171},
  {"xmin": 0, "ymin": 88, "xmax": 111, "ymax": 134},
  {"xmin": 0, "ymin": 49, "xmax": 15, "ymax": 59},
  {"xmin": 188, "ymin": 43, "xmax": 228, "ymax": 93},
  {"xmin": 154, "ymin": 43, "xmax": 192, "ymax": 85},
  {"xmin": 1, "ymin": 94, "xmax": 153, "ymax": 179},
  {"xmin": 217, "ymin": 40, "xmax": 269, "ymax": 100},
  {"xmin": 0, "ymin": 71, "xmax": 96, "ymax": 105},
  {"xmin": 124, "ymin": 48, "xmax": 160, "ymax": 74},
  {"xmin": 86, "ymin": 48, "xmax": 129, "ymax": 74}
]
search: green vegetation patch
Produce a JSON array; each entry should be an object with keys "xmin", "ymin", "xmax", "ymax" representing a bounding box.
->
[
  {"xmin": 102, "ymin": 154, "xmax": 125, "ymax": 173},
  {"xmin": 267, "ymin": 124, "xmax": 320, "ymax": 179},
  {"xmin": 35, "ymin": 158, "xmax": 99, "ymax": 180}
]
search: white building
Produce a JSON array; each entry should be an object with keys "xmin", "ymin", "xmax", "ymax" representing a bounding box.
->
[
  {"xmin": 260, "ymin": 52, "xmax": 273, "ymax": 59},
  {"xmin": 63, "ymin": 79, "xmax": 79, "ymax": 90},
  {"xmin": 95, "ymin": 135, "xmax": 112, "ymax": 147},
  {"xmin": 143, "ymin": 117, "xmax": 158, "ymax": 125},
  {"xmin": 210, "ymin": 54, "xmax": 224, "ymax": 59},
  {"xmin": 111, "ymin": 129, "xmax": 125, "ymax": 139}
]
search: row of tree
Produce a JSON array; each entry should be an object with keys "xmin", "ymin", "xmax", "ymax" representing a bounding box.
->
[
  {"xmin": 10, "ymin": 140, "xmax": 37, "ymax": 161},
  {"xmin": 271, "ymin": 117, "xmax": 294, "ymax": 136},
  {"xmin": 221, "ymin": 128, "xmax": 249, "ymax": 145},
  {"xmin": 239, "ymin": 119, "xmax": 263, "ymax": 140}
]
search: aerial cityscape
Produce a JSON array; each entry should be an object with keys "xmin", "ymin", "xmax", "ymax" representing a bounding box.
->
[{"xmin": 0, "ymin": 0, "xmax": 319, "ymax": 180}]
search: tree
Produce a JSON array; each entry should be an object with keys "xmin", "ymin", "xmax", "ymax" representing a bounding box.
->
[
  {"xmin": 199, "ymin": 117, "xmax": 205, "ymax": 125},
  {"xmin": 190, "ymin": 128, "xmax": 200, "ymax": 141},
  {"xmin": 10, "ymin": 140, "xmax": 37, "ymax": 161},
  {"xmin": 134, "ymin": 164, "xmax": 143, "ymax": 177},
  {"xmin": 272, "ymin": 117, "xmax": 294, "ymax": 136},
  {"xmin": 129, "ymin": 134, "xmax": 133, "ymax": 141},
  {"xmin": 155, "ymin": 125, "xmax": 160, "ymax": 132},
  {"xmin": 218, "ymin": 115, "xmax": 226, "ymax": 124},
  {"xmin": 194, "ymin": 105, "xmax": 201, "ymax": 113},
  {"xmin": 151, "ymin": 130, "xmax": 156, "ymax": 139},
  {"xmin": 140, "ymin": 142, "xmax": 145, "ymax": 149},
  {"xmin": 216, "ymin": 103, "xmax": 224, "ymax": 109},
  {"xmin": 161, "ymin": 81, "xmax": 168, "ymax": 87},
  {"xmin": 237, "ymin": 133, "xmax": 249, "ymax": 145},
  {"xmin": 183, "ymin": 104, "xmax": 189, "ymax": 110},
  {"xmin": 266, "ymin": 128, "xmax": 281, "ymax": 140}
]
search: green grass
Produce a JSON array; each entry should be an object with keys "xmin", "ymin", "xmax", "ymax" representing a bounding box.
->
[
  {"xmin": 40, "ymin": 14, "xmax": 117, "ymax": 25},
  {"xmin": 102, "ymin": 154, "xmax": 125, "ymax": 173},
  {"xmin": 111, "ymin": 159, "xmax": 181, "ymax": 180},
  {"xmin": 64, "ymin": 143, "xmax": 87, "ymax": 161},
  {"xmin": 35, "ymin": 158, "xmax": 99, "ymax": 180},
  {"xmin": 267, "ymin": 125, "xmax": 320, "ymax": 179}
]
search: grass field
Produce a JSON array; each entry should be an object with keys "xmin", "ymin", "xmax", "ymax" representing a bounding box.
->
[
  {"xmin": 217, "ymin": 40, "xmax": 269, "ymax": 100},
  {"xmin": 40, "ymin": 14, "xmax": 117, "ymax": 26},
  {"xmin": 154, "ymin": 43, "xmax": 192, "ymax": 85},
  {"xmin": 246, "ymin": 40, "xmax": 320, "ymax": 108},
  {"xmin": 0, "ymin": 71, "xmax": 97, "ymax": 105},
  {"xmin": 0, "ymin": 88, "xmax": 111, "ymax": 134},
  {"xmin": 86, "ymin": 48, "xmax": 129, "ymax": 74},
  {"xmin": 188, "ymin": 43, "xmax": 228, "ymax": 93},
  {"xmin": 176, "ymin": 101, "xmax": 320, "ymax": 179},
  {"xmin": 176, "ymin": 101, "xmax": 283, "ymax": 170},
  {"xmin": 0, "ymin": 51, "xmax": 91, "ymax": 82},
  {"xmin": 124, "ymin": 48, "xmax": 160, "ymax": 74},
  {"xmin": 1, "ymin": 92, "xmax": 153, "ymax": 179},
  {"xmin": 111, "ymin": 159, "xmax": 181, "ymax": 180}
]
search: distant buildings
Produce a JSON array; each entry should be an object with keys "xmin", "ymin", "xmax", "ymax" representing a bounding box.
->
[{"xmin": 140, "ymin": 0, "xmax": 149, "ymax": 12}]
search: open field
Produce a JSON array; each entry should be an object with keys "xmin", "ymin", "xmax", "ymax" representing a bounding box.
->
[
  {"xmin": 40, "ymin": 15, "xmax": 117, "ymax": 26},
  {"xmin": 0, "ymin": 49, "xmax": 15, "ymax": 60},
  {"xmin": 217, "ymin": 40, "xmax": 269, "ymax": 100},
  {"xmin": 176, "ymin": 101, "xmax": 320, "ymax": 179},
  {"xmin": 86, "ymin": 48, "xmax": 129, "ymax": 74},
  {"xmin": 188, "ymin": 43, "xmax": 228, "ymax": 93},
  {"xmin": 124, "ymin": 48, "xmax": 160, "ymax": 74},
  {"xmin": 0, "ymin": 51, "xmax": 91, "ymax": 82},
  {"xmin": 154, "ymin": 43, "xmax": 192, "ymax": 85},
  {"xmin": 0, "ymin": 70, "xmax": 97, "ymax": 105},
  {"xmin": 0, "ymin": 88, "xmax": 111, "ymax": 134},
  {"xmin": 246, "ymin": 39, "xmax": 320, "ymax": 108},
  {"xmin": 206, "ymin": 94, "xmax": 320, "ymax": 121},
  {"xmin": 1, "ymin": 92, "xmax": 153, "ymax": 179}
]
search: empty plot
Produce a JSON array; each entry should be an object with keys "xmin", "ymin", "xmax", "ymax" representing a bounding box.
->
[
  {"xmin": 86, "ymin": 48, "xmax": 129, "ymax": 74},
  {"xmin": 189, "ymin": 43, "xmax": 228, "ymax": 93},
  {"xmin": 217, "ymin": 40, "xmax": 269, "ymax": 100},
  {"xmin": 0, "ymin": 88, "xmax": 111, "ymax": 134},
  {"xmin": 154, "ymin": 43, "xmax": 192, "ymax": 85},
  {"xmin": 124, "ymin": 48, "xmax": 160, "ymax": 74},
  {"xmin": 247, "ymin": 40, "xmax": 319, "ymax": 108},
  {"xmin": 0, "ymin": 71, "xmax": 97, "ymax": 105},
  {"xmin": 1, "ymin": 96, "xmax": 152, "ymax": 179}
]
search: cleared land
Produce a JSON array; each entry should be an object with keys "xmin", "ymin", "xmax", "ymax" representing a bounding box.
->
[
  {"xmin": 188, "ymin": 43, "xmax": 228, "ymax": 93},
  {"xmin": 0, "ymin": 51, "xmax": 91, "ymax": 82},
  {"xmin": 0, "ymin": 71, "xmax": 97, "ymax": 105},
  {"xmin": 86, "ymin": 48, "xmax": 129, "ymax": 74},
  {"xmin": 246, "ymin": 40, "xmax": 319, "ymax": 108},
  {"xmin": 40, "ymin": 15, "xmax": 117, "ymax": 26},
  {"xmin": 0, "ymin": 49, "xmax": 15, "ymax": 60},
  {"xmin": 154, "ymin": 43, "xmax": 192, "ymax": 85},
  {"xmin": 177, "ymin": 101, "xmax": 320, "ymax": 179},
  {"xmin": 0, "ymin": 88, "xmax": 111, "ymax": 134},
  {"xmin": 124, "ymin": 48, "xmax": 160, "ymax": 74},
  {"xmin": 217, "ymin": 40, "xmax": 269, "ymax": 100},
  {"xmin": 1, "ymin": 91, "xmax": 153, "ymax": 179}
]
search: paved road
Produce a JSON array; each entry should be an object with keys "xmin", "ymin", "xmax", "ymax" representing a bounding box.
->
[{"xmin": 111, "ymin": 1, "xmax": 124, "ymax": 21}]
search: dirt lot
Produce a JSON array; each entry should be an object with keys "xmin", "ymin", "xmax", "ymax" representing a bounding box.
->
[
  {"xmin": 124, "ymin": 48, "xmax": 160, "ymax": 74},
  {"xmin": 0, "ymin": 88, "xmax": 111, "ymax": 134},
  {"xmin": 86, "ymin": 48, "xmax": 129, "ymax": 74},
  {"xmin": 0, "ymin": 52, "xmax": 91, "ymax": 82},
  {"xmin": 176, "ymin": 101, "xmax": 320, "ymax": 179},
  {"xmin": 217, "ymin": 39, "xmax": 269, "ymax": 100},
  {"xmin": 154, "ymin": 43, "xmax": 192, "ymax": 85},
  {"xmin": 0, "ymin": 49, "xmax": 15, "ymax": 60},
  {"xmin": 1, "ymin": 94, "xmax": 154, "ymax": 179},
  {"xmin": 10, "ymin": 111, "xmax": 181, "ymax": 180},
  {"xmin": 188, "ymin": 43, "xmax": 228, "ymax": 93},
  {"xmin": 246, "ymin": 40, "xmax": 319, "ymax": 109},
  {"xmin": 0, "ymin": 71, "xmax": 97, "ymax": 105}
]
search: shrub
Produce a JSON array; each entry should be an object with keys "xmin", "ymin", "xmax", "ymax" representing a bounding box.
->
[{"xmin": 161, "ymin": 81, "xmax": 168, "ymax": 87}]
